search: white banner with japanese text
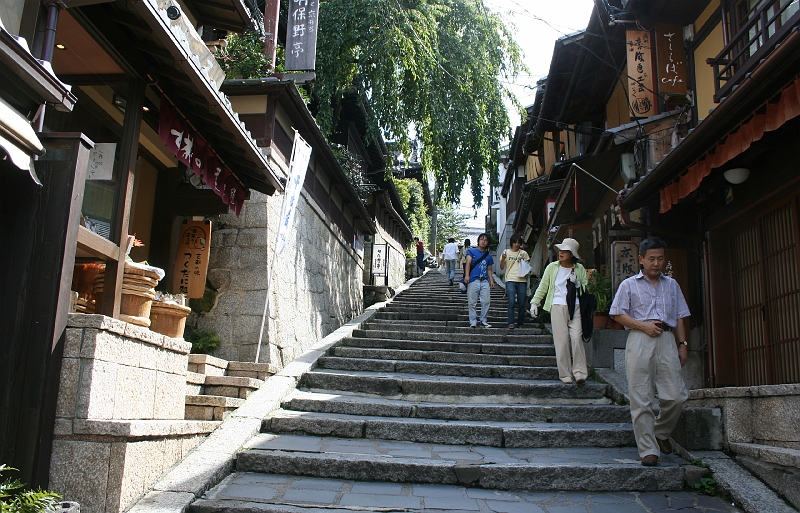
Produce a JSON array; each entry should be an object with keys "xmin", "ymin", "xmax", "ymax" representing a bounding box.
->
[{"xmin": 275, "ymin": 132, "xmax": 312, "ymax": 255}]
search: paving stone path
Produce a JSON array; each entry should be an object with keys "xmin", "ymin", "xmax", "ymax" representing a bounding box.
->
[{"xmin": 191, "ymin": 271, "xmax": 740, "ymax": 512}]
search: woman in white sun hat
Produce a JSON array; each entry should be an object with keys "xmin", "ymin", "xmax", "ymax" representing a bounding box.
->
[{"xmin": 530, "ymin": 238, "xmax": 589, "ymax": 384}]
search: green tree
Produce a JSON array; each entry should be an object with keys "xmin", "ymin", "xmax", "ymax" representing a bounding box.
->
[
  {"xmin": 435, "ymin": 203, "xmax": 469, "ymax": 250},
  {"xmin": 314, "ymin": 0, "xmax": 525, "ymax": 206},
  {"xmin": 394, "ymin": 178, "xmax": 430, "ymax": 255}
]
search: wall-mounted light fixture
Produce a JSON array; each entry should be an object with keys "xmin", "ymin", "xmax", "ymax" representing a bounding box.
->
[
  {"xmin": 723, "ymin": 167, "xmax": 750, "ymax": 184},
  {"xmin": 55, "ymin": 44, "xmax": 67, "ymax": 50},
  {"xmin": 166, "ymin": 5, "xmax": 181, "ymax": 20}
]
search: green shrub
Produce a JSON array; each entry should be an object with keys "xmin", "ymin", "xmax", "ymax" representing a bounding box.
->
[
  {"xmin": 586, "ymin": 266, "xmax": 613, "ymax": 313},
  {"xmin": 0, "ymin": 464, "xmax": 61, "ymax": 513},
  {"xmin": 186, "ymin": 328, "xmax": 222, "ymax": 354}
]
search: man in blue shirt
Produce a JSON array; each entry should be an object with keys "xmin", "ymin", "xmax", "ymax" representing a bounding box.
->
[
  {"xmin": 464, "ymin": 233, "xmax": 495, "ymax": 328},
  {"xmin": 610, "ymin": 237, "xmax": 690, "ymax": 467}
]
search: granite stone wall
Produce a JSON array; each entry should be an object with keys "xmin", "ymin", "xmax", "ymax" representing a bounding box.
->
[
  {"xmin": 362, "ymin": 222, "xmax": 407, "ymax": 290},
  {"xmin": 195, "ymin": 190, "xmax": 364, "ymax": 366}
]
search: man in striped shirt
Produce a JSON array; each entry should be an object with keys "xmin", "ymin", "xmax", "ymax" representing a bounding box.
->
[{"xmin": 610, "ymin": 237, "xmax": 690, "ymax": 467}]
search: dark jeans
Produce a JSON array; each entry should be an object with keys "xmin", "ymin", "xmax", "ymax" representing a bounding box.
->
[
  {"xmin": 416, "ymin": 253, "xmax": 424, "ymax": 271},
  {"xmin": 507, "ymin": 281, "xmax": 527, "ymax": 327}
]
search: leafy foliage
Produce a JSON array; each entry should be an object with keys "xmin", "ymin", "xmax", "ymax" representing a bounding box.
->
[
  {"xmin": 314, "ymin": 0, "xmax": 525, "ymax": 206},
  {"xmin": 435, "ymin": 203, "xmax": 469, "ymax": 250},
  {"xmin": 0, "ymin": 464, "xmax": 61, "ymax": 513},
  {"xmin": 217, "ymin": 32, "xmax": 284, "ymax": 79},
  {"xmin": 186, "ymin": 328, "xmax": 222, "ymax": 354},
  {"xmin": 394, "ymin": 178, "xmax": 430, "ymax": 247},
  {"xmin": 330, "ymin": 144, "xmax": 371, "ymax": 205},
  {"xmin": 586, "ymin": 266, "xmax": 613, "ymax": 313}
]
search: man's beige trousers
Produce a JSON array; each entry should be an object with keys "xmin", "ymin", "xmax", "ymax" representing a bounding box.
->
[
  {"xmin": 625, "ymin": 329, "xmax": 688, "ymax": 458},
  {"xmin": 550, "ymin": 305, "xmax": 588, "ymax": 382}
]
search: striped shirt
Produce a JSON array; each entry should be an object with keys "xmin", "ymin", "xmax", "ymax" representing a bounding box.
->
[{"xmin": 609, "ymin": 271, "xmax": 690, "ymax": 328}]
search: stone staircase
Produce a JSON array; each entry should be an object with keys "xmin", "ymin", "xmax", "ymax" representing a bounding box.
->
[
  {"xmin": 190, "ymin": 271, "xmax": 694, "ymax": 511},
  {"xmin": 185, "ymin": 354, "xmax": 277, "ymax": 420}
]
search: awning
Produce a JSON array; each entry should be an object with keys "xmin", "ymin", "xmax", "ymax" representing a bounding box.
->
[
  {"xmin": 548, "ymin": 142, "xmax": 634, "ymax": 230},
  {"xmin": 0, "ymin": 96, "xmax": 45, "ymax": 181}
]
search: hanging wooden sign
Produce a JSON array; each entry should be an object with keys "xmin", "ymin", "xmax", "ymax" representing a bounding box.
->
[
  {"xmin": 612, "ymin": 241, "xmax": 639, "ymax": 296},
  {"xmin": 172, "ymin": 220, "xmax": 211, "ymax": 298},
  {"xmin": 655, "ymin": 24, "xmax": 687, "ymax": 96},
  {"xmin": 626, "ymin": 30, "xmax": 657, "ymax": 118},
  {"xmin": 285, "ymin": 0, "xmax": 319, "ymax": 70}
]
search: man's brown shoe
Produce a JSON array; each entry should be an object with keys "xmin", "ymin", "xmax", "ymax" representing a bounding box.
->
[
  {"xmin": 656, "ymin": 437, "xmax": 673, "ymax": 455},
  {"xmin": 641, "ymin": 455, "xmax": 658, "ymax": 466}
]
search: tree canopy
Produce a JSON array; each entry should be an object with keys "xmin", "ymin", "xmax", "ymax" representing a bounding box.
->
[
  {"xmin": 435, "ymin": 203, "xmax": 470, "ymax": 250},
  {"xmin": 314, "ymin": 0, "xmax": 525, "ymax": 206}
]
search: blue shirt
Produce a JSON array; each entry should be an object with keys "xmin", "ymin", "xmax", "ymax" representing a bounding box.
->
[
  {"xmin": 466, "ymin": 247, "xmax": 494, "ymax": 281},
  {"xmin": 610, "ymin": 271, "xmax": 690, "ymax": 328}
]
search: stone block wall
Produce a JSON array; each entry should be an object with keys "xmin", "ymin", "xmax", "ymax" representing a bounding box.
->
[
  {"xmin": 362, "ymin": 222, "xmax": 407, "ymax": 289},
  {"xmin": 196, "ymin": 190, "xmax": 364, "ymax": 366},
  {"xmin": 50, "ymin": 314, "xmax": 218, "ymax": 513}
]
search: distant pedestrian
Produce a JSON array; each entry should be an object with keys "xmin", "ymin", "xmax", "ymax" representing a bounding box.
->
[
  {"xmin": 459, "ymin": 239, "xmax": 471, "ymax": 270},
  {"xmin": 442, "ymin": 238, "xmax": 459, "ymax": 285},
  {"xmin": 415, "ymin": 237, "xmax": 425, "ymax": 274},
  {"xmin": 609, "ymin": 237, "xmax": 689, "ymax": 467},
  {"xmin": 500, "ymin": 234, "xmax": 530, "ymax": 329},
  {"xmin": 530, "ymin": 238, "xmax": 588, "ymax": 384},
  {"xmin": 464, "ymin": 233, "xmax": 495, "ymax": 328}
]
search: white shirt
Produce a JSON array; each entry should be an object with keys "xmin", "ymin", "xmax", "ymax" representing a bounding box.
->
[
  {"xmin": 443, "ymin": 242, "xmax": 459, "ymax": 260},
  {"xmin": 551, "ymin": 266, "xmax": 579, "ymax": 305}
]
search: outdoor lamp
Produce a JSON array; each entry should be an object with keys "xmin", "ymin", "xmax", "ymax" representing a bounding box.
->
[{"xmin": 723, "ymin": 167, "xmax": 750, "ymax": 184}]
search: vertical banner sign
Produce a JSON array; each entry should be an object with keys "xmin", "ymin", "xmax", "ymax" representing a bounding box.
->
[
  {"xmin": 371, "ymin": 244, "xmax": 387, "ymax": 276},
  {"xmin": 612, "ymin": 241, "xmax": 639, "ymax": 296},
  {"xmin": 284, "ymin": 0, "xmax": 319, "ymax": 70},
  {"xmin": 654, "ymin": 24, "xmax": 687, "ymax": 96},
  {"xmin": 626, "ymin": 30, "xmax": 657, "ymax": 118},
  {"xmin": 173, "ymin": 220, "xmax": 211, "ymax": 298},
  {"xmin": 275, "ymin": 132, "xmax": 312, "ymax": 255}
]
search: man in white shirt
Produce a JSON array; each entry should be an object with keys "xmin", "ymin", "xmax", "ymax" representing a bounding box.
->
[{"xmin": 442, "ymin": 238, "xmax": 459, "ymax": 285}]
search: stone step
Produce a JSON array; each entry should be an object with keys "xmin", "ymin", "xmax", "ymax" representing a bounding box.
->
[
  {"xmin": 729, "ymin": 442, "xmax": 800, "ymax": 470},
  {"xmin": 236, "ymin": 434, "xmax": 685, "ymax": 491},
  {"xmin": 188, "ymin": 353, "xmax": 228, "ymax": 376},
  {"xmin": 299, "ymin": 369, "xmax": 610, "ymax": 403},
  {"xmin": 264, "ymin": 410, "xmax": 635, "ymax": 448},
  {"xmin": 317, "ymin": 356, "xmax": 560, "ymax": 380},
  {"xmin": 330, "ymin": 346, "xmax": 557, "ymax": 367},
  {"xmin": 203, "ymin": 375, "xmax": 264, "ymax": 399},
  {"xmin": 367, "ymin": 319, "xmax": 547, "ymax": 331},
  {"xmin": 352, "ymin": 328, "xmax": 552, "ymax": 345},
  {"xmin": 373, "ymin": 312, "xmax": 534, "ymax": 323},
  {"xmin": 283, "ymin": 391, "xmax": 632, "ymax": 422},
  {"xmin": 227, "ymin": 361, "xmax": 280, "ymax": 380},
  {"xmin": 341, "ymin": 337, "xmax": 557, "ymax": 356},
  {"xmin": 185, "ymin": 395, "xmax": 245, "ymax": 421}
]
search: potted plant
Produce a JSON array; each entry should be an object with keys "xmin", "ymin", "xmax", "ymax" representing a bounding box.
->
[{"xmin": 586, "ymin": 267, "xmax": 612, "ymax": 329}]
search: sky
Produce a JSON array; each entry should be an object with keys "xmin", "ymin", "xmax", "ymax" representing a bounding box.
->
[{"xmin": 457, "ymin": 0, "xmax": 596, "ymax": 229}]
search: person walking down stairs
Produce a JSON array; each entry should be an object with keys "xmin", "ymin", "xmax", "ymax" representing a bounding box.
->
[
  {"xmin": 464, "ymin": 233, "xmax": 495, "ymax": 328},
  {"xmin": 500, "ymin": 234, "xmax": 531, "ymax": 329},
  {"xmin": 442, "ymin": 238, "xmax": 459, "ymax": 286}
]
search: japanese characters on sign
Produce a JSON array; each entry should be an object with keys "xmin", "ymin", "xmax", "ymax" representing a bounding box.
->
[
  {"xmin": 612, "ymin": 241, "xmax": 639, "ymax": 296},
  {"xmin": 158, "ymin": 98, "xmax": 246, "ymax": 216},
  {"xmin": 275, "ymin": 132, "xmax": 312, "ymax": 256},
  {"xmin": 371, "ymin": 244, "xmax": 387, "ymax": 276},
  {"xmin": 655, "ymin": 24, "xmax": 687, "ymax": 96},
  {"xmin": 626, "ymin": 30, "xmax": 657, "ymax": 118},
  {"xmin": 87, "ymin": 143, "xmax": 117, "ymax": 181},
  {"xmin": 285, "ymin": 0, "xmax": 319, "ymax": 71},
  {"xmin": 172, "ymin": 220, "xmax": 211, "ymax": 298}
]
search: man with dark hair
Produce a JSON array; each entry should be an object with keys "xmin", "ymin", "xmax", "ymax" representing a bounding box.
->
[
  {"xmin": 610, "ymin": 237, "xmax": 690, "ymax": 467},
  {"xmin": 464, "ymin": 233, "xmax": 495, "ymax": 328},
  {"xmin": 414, "ymin": 237, "xmax": 425, "ymax": 274},
  {"xmin": 442, "ymin": 237, "xmax": 459, "ymax": 285}
]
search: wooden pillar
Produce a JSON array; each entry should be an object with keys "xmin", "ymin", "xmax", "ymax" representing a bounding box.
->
[{"xmin": 100, "ymin": 79, "xmax": 145, "ymax": 317}]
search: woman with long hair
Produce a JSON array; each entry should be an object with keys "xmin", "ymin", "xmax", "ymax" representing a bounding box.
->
[
  {"xmin": 500, "ymin": 234, "xmax": 530, "ymax": 329},
  {"xmin": 531, "ymin": 238, "xmax": 588, "ymax": 384}
]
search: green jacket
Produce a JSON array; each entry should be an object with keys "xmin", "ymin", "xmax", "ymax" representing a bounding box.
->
[{"xmin": 532, "ymin": 261, "xmax": 588, "ymax": 312}]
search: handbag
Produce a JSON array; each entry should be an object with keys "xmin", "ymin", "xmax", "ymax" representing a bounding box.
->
[
  {"xmin": 567, "ymin": 278, "xmax": 597, "ymax": 343},
  {"xmin": 517, "ymin": 258, "xmax": 532, "ymax": 278},
  {"xmin": 459, "ymin": 250, "xmax": 490, "ymax": 294}
]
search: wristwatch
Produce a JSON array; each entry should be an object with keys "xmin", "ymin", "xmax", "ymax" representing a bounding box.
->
[{"xmin": 678, "ymin": 340, "xmax": 688, "ymax": 347}]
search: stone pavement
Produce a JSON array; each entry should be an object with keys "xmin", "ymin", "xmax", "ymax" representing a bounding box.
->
[{"xmin": 190, "ymin": 270, "xmax": 739, "ymax": 513}]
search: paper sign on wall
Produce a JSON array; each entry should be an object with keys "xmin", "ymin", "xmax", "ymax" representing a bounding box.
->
[
  {"xmin": 173, "ymin": 220, "xmax": 211, "ymax": 298},
  {"xmin": 87, "ymin": 143, "xmax": 117, "ymax": 180}
]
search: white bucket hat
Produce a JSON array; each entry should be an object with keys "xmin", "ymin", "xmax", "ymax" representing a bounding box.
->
[{"xmin": 554, "ymin": 238, "xmax": 581, "ymax": 259}]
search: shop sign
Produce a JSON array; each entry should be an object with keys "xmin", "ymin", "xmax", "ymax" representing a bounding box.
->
[
  {"xmin": 285, "ymin": 0, "xmax": 319, "ymax": 70},
  {"xmin": 612, "ymin": 241, "xmax": 639, "ymax": 295},
  {"xmin": 655, "ymin": 24, "xmax": 687, "ymax": 96},
  {"xmin": 372, "ymin": 244, "xmax": 387, "ymax": 275},
  {"xmin": 87, "ymin": 143, "xmax": 116, "ymax": 180},
  {"xmin": 173, "ymin": 220, "xmax": 211, "ymax": 298},
  {"xmin": 158, "ymin": 99, "xmax": 246, "ymax": 216},
  {"xmin": 626, "ymin": 30, "xmax": 657, "ymax": 118}
]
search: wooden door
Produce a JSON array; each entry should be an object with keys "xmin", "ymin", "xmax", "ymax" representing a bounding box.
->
[{"xmin": 729, "ymin": 198, "xmax": 800, "ymax": 385}]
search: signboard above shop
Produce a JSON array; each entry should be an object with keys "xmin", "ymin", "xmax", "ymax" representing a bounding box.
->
[
  {"xmin": 285, "ymin": 0, "xmax": 319, "ymax": 70},
  {"xmin": 654, "ymin": 24, "xmax": 687, "ymax": 97},
  {"xmin": 626, "ymin": 30, "xmax": 657, "ymax": 119}
]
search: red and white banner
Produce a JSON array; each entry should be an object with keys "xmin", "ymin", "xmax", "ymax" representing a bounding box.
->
[{"xmin": 159, "ymin": 98, "xmax": 245, "ymax": 216}]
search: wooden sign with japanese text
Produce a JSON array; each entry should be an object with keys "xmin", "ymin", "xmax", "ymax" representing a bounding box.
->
[
  {"xmin": 655, "ymin": 24, "xmax": 687, "ymax": 96},
  {"xmin": 612, "ymin": 241, "xmax": 639, "ymax": 296},
  {"xmin": 372, "ymin": 244, "xmax": 387, "ymax": 276},
  {"xmin": 626, "ymin": 30, "xmax": 657, "ymax": 118},
  {"xmin": 285, "ymin": 0, "xmax": 319, "ymax": 70},
  {"xmin": 172, "ymin": 220, "xmax": 211, "ymax": 298}
]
